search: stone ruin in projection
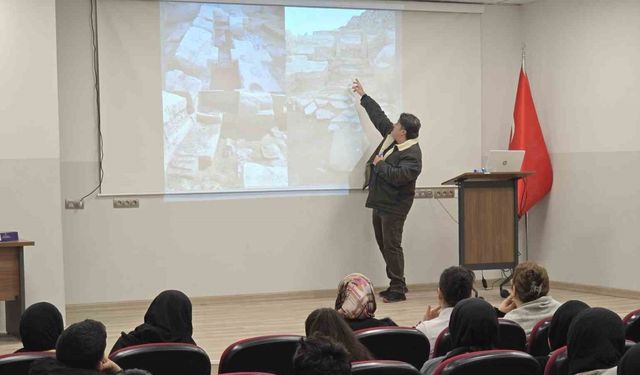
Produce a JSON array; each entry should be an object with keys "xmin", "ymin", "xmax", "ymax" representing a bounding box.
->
[{"xmin": 161, "ymin": 4, "xmax": 398, "ymax": 191}]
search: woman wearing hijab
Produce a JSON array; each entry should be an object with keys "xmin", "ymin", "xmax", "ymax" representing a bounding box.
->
[
  {"xmin": 334, "ymin": 273, "xmax": 397, "ymax": 330},
  {"xmin": 305, "ymin": 308, "xmax": 372, "ymax": 361},
  {"xmin": 567, "ymin": 307, "xmax": 625, "ymax": 375},
  {"xmin": 110, "ymin": 290, "xmax": 196, "ymax": 353},
  {"xmin": 15, "ymin": 302, "xmax": 64, "ymax": 353},
  {"xmin": 548, "ymin": 300, "xmax": 590, "ymax": 352},
  {"xmin": 618, "ymin": 343, "xmax": 640, "ymax": 375},
  {"xmin": 420, "ymin": 298, "xmax": 499, "ymax": 375}
]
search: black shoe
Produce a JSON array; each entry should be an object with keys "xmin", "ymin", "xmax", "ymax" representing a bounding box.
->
[
  {"xmin": 379, "ymin": 286, "xmax": 409, "ymax": 298},
  {"xmin": 383, "ymin": 291, "xmax": 406, "ymax": 303}
]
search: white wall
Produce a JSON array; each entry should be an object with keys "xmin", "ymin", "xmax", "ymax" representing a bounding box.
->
[
  {"xmin": 56, "ymin": 1, "xmax": 523, "ymax": 304},
  {"xmin": 517, "ymin": 0, "xmax": 640, "ymax": 290},
  {"xmin": 0, "ymin": 0, "xmax": 66, "ymax": 328}
]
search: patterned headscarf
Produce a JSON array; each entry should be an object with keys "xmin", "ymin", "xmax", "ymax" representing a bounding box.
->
[{"xmin": 335, "ymin": 273, "xmax": 376, "ymax": 320}]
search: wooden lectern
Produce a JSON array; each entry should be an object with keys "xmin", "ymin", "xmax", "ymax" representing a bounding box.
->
[
  {"xmin": 442, "ymin": 172, "xmax": 532, "ymax": 270},
  {"xmin": 0, "ymin": 240, "xmax": 34, "ymax": 336}
]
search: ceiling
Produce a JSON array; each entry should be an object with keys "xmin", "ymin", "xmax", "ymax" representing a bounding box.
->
[{"xmin": 412, "ymin": 0, "xmax": 537, "ymax": 4}]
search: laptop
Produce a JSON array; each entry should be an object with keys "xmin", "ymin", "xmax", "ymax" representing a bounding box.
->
[{"xmin": 484, "ymin": 150, "xmax": 525, "ymax": 172}]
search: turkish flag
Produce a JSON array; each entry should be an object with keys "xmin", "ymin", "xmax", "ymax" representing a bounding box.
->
[{"xmin": 509, "ymin": 68, "xmax": 553, "ymax": 217}]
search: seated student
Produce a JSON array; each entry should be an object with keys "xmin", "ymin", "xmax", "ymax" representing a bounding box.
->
[
  {"xmin": 293, "ymin": 335, "xmax": 351, "ymax": 375},
  {"xmin": 305, "ymin": 308, "xmax": 372, "ymax": 361},
  {"xmin": 110, "ymin": 290, "xmax": 196, "ymax": 353},
  {"xmin": 567, "ymin": 308, "xmax": 625, "ymax": 375},
  {"xmin": 617, "ymin": 342, "xmax": 640, "ymax": 375},
  {"xmin": 420, "ymin": 298, "xmax": 498, "ymax": 375},
  {"xmin": 415, "ymin": 266, "xmax": 474, "ymax": 356},
  {"xmin": 496, "ymin": 261, "xmax": 561, "ymax": 334},
  {"xmin": 16, "ymin": 302, "xmax": 64, "ymax": 353},
  {"xmin": 334, "ymin": 273, "xmax": 397, "ymax": 330},
  {"xmin": 548, "ymin": 300, "xmax": 590, "ymax": 351},
  {"xmin": 29, "ymin": 319, "xmax": 150, "ymax": 375}
]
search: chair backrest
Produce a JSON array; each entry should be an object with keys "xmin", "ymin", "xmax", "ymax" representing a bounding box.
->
[
  {"xmin": 432, "ymin": 327, "xmax": 452, "ymax": 358},
  {"xmin": 527, "ymin": 317, "xmax": 552, "ymax": 357},
  {"xmin": 355, "ymin": 327, "xmax": 430, "ymax": 370},
  {"xmin": 543, "ymin": 346, "xmax": 568, "ymax": 375},
  {"xmin": 109, "ymin": 342, "xmax": 210, "ymax": 375},
  {"xmin": 433, "ymin": 350, "xmax": 540, "ymax": 375},
  {"xmin": 624, "ymin": 308, "xmax": 640, "ymax": 342},
  {"xmin": 0, "ymin": 352, "xmax": 55, "ymax": 375},
  {"xmin": 218, "ymin": 334, "xmax": 303, "ymax": 375},
  {"xmin": 498, "ymin": 319, "xmax": 527, "ymax": 351},
  {"xmin": 351, "ymin": 360, "xmax": 421, "ymax": 375}
]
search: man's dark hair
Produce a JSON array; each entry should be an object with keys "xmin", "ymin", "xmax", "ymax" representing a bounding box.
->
[
  {"xmin": 398, "ymin": 113, "xmax": 421, "ymax": 139},
  {"xmin": 56, "ymin": 319, "xmax": 107, "ymax": 369},
  {"xmin": 293, "ymin": 335, "xmax": 351, "ymax": 375},
  {"xmin": 439, "ymin": 266, "xmax": 475, "ymax": 307}
]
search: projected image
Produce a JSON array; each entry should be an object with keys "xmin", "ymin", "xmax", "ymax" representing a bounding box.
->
[{"xmin": 161, "ymin": 2, "xmax": 399, "ymax": 192}]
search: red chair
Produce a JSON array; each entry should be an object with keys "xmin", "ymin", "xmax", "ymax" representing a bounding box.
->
[
  {"xmin": 355, "ymin": 326, "xmax": 429, "ymax": 370},
  {"xmin": 218, "ymin": 334, "xmax": 303, "ymax": 375},
  {"xmin": 623, "ymin": 308, "xmax": 640, "ymax": 342},
  {"xmin": 433, "ymin": 350, "xmax": 540, "ymax": 375},
  {"xmin": 527, "ymin": 317, "xmax": 552, "ymax": 356},
  {"xmin": 0, "ymin": 352, "xmax": 55, "ymax": 375},
  {"xmin": 351, "ymin": 360, "xmax": 421, "ymax": 375},
  {"xmin": 543, "ymin": 346, "xmax": 568, "ymax": 375},
  {"xmin": 432, "ymin": 327, "xmax": 452, "ymax": 358},
  {"xmin": 498, "ymin": 319, "xmax": 527, "ymax": 352},
  {"xmin": 109, "ymin": 342, "xmax": 210, "ymax": 375}
]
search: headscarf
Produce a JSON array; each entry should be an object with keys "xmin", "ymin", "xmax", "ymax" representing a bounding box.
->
[
  {"xmin": 567, "ymin": 307, "xmax": 625, "ymax": 375},
  {"xmin": 334, "ymin": 273, "xmax": 376, "ymax": 320},
  {"xmin": 17, "ymin": 302, "xmax": 64, "ymax": 352},
  {"xmin": 548, "ymin": 300, "xmax": 590, "ymax": 351},
  {"xmin": 445, "ymin": 298, "xmax": 498, "ymax": 359},
  {"xmin": 618, "ymin": 342, "xmax": 640, "ymax": 375},
  {"xmin": 111, "ymin": 290, "xmax": 195, "ymax": 353}
]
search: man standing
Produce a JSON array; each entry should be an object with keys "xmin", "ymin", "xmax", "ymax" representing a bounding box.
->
[{"xmin": 352, "ymin": 79, "xmax": 422, "ymax": 303}]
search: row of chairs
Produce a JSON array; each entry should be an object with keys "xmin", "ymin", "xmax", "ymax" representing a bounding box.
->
[{"xmin": 2, "ymin": 308, "xmax": 639, "ymax": 375}]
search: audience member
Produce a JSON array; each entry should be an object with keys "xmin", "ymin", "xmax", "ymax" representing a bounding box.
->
[
  {"xmin": 420, "ymin": 298, "xmax": 498, "ymax": 375},
  {"xmin": 497, "ymin": 261, "xmax": 561, "ymax": 334},
  {"xmin": 110, "ymin": 290, "xmax": 196, "ymax": 353},
  {"xmin": 567, "ymin": 307, "xmax": 625, "ymax": 375},
  {"xmin": 305, "ymin": 308, "xmax": 372, "ymax": 361},
  {"xmin": 549, "ymin": 300, "xmax": 590, "ymax": 351},
  {"xmin": 293, "ymin": 335, "xmax": 351, "ymax": 375},
  {"xmin": 29, "ymin": 319, "xmax": 150, "ymax": 375},
  {"xmin": 334, "ymin": 273, "xmax": 397, "ymax": 330},
  {"xmin": 617, "ymin": 343, "xmax": 640, "ymax": 375},
  {"xmin": 16, "ymin": 302, "xmax": 64, "ymax": 353},
  {"xmin": 415, "ymin": 266, "xmax": 474, "ymax": 356}
]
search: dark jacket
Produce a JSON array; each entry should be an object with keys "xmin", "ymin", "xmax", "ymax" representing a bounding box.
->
[
  {"xmin": 360, "ymin": 94, "xmax": 422, "ymax": 216},
  {"xmin": 346, "ymin": 317, "xmax": 398, "ymax": 331}
]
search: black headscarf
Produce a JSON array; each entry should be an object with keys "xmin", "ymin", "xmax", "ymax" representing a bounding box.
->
[
  {"xmin": 548, "ymin": 300, "xmax": 590, "ymax": 351},
  {"xmin": 567, "ymin": 307, "xmax": 625, "ymax": 375},
  {"xmin": 618, "ymin": 343, "xmax": 640, "ymax": 375},
  {"xmin": 445, "ymin": 298, "xmax": 498, "ymax": 359},
  {"xmin": 16, "ymin": 302, "xmax": 64, "ymax": 352},
  {"xmin": 110, "ymin": 290, "xmax": 195, "ymax": 353}
]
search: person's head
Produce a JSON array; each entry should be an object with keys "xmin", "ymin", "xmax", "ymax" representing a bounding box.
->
[
  {"xmin": 145, "ymin": 290, "xmax": 193, "ymax": 340},
  {"xmin": 56, "ymin": 319, "xmax": 107, "ymax": 369},
  {"xmin": 511, "ymin": 261, "xmax": 550, "ymax": 304},
  {"xmin": 618, "ymin": 342, "xmax": 640, "ymax": 375},
  {"xmin": 305, "ymin": 308, "xmax": 371, "ymax": 361},
  {"xmin": 448, "ymin": 298, "xmax": 498, "ymax": 352},
  {"xmin": 334, "ymin": 273, "xmax": 376, "ymax": 321},
  {"xmin": 391, "ymin": 113, "xmax": 420, "ymax": 143},
  {"xmin": 567, "ymin": 307, "xmax": 625, "ymax": 375},
  {"xmin": 19, "ymin": 302, "xmax": 64, "ymax": 352},
  {"xmin": 438, "ymin": 266, "xmax": 475, "ymax": 308},
  {"xmin": 548, "ymin": 300, "xmax": 590, "ymax": 351},
  {"xmin": 293, "ymin": 335, "xmax": 351, "ymax": 375}
]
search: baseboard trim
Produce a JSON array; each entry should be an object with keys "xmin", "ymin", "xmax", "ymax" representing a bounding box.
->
[{"xmin": 552, "ymin": 281, "xmax": 640, "ymax": 300}]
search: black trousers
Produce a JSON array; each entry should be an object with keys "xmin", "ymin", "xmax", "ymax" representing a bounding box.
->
[{"xmin": 372, "ymin": 209, "xmax": 407, "ymax": 293}]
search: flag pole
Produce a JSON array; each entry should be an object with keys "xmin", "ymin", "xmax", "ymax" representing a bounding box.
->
[
  {"xmin": 522, "ymin": 43, "xmax": 526, "ymax": 73},
  {"xmin": 524, "ymin": 212, "xmax": 529, "ymax": 261}
]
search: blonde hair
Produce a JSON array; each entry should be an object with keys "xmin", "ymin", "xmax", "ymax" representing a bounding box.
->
[{"xmin": 512, "ymin": 261, "xmax": 550, "ymax": 303}]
